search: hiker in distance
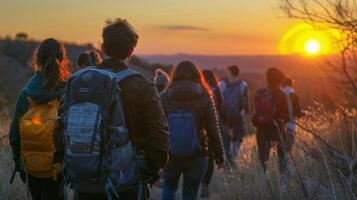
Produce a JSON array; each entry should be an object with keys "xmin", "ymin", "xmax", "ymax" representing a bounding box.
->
[
  {"xmin": 61, "ymin": 18, "xmax": 169, "ymax": 200},
  {"xmin": 154, "ymin": 68, "xmax": 171, "ymax": 93},
  {"xmin": 220, "ymin": 65, "xmax": 249, "ymax": 164},
  {"xmin": 77, "ymin": 50, "xmax": 102, "ymax": 68},
  {"xmin": 160, "ymin": 61, "xmax": 225, "ymax": 200},
  {"xmin": 281, "ymin": 78, "xmax": 303, "ymax": 157},
  {"xmin": 9, "ymin": 38, "xmax": 71, "ymax": 200},
  {"xmin": 252, "ymin": 68, "xmax": 290, "ymax": 174}
]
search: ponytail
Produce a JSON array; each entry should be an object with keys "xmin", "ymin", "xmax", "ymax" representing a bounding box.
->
[
  {"xmin": 33, "ymin": 38, "xmax": 70, "ymax": 90},
  {"xmin": 42, "ymin": 56, "xmax": 61, "ymax": 90}
]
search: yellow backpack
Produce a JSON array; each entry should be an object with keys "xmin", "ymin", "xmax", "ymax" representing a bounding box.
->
[{"xmin": 19, "ymin": 98, "xmax": 61, "ymax": 180}]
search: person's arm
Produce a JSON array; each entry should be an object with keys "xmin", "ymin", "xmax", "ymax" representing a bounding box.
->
[
  {"xmin": 204, "ymin": 95, "xmax": 225, "ymax": 165},
  {"xmin": 9, "ymin": 89, "xmax": 29, "ymax": 170},
  {"xmin": 293, "ymin": 93, "xmax": 303, "ymax": 118},
  {"xmin": 243, "ymin": 83, "xmax": 249, "ymax": 114},
  {"xmin": 140, "ymin": 82, "xmax": 169, "ymax": 180}
]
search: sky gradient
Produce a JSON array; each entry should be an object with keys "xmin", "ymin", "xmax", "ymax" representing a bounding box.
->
[{"xmin": 0, "ymin": 0, "xmax": 297, "ymax": 55}]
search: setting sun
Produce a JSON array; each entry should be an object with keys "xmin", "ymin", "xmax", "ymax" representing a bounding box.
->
[
  {"xmin": 305, "ymin": 39, "xmax": 321, "ymax": 55},
  {"xmin": 279, "ymin": 23, "xmax": 341, "ymax": 56}
]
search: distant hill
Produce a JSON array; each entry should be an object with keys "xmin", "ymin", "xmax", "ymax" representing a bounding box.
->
[
  {"xmin": 140, "ymin": 53, "xmax": 328, "ymax": 77},
  {"xmin": 0, "ymin": 39, "xmax": 157, "ymax": 106},
  {"xmin": 0, "ymin": 39, "xmax": 95, "ymax": 67},
  {"xmin": 0, "ymin": 39, "xmax": 341, "ymax": 108},
  {"xmin": 0, "ymin": 39, "xmax": 95, "ymax": 104}
]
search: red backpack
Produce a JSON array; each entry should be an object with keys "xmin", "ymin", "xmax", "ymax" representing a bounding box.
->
[{"xmin": 252, "ymin": 88, "xmax": 275, "ymax": 127}]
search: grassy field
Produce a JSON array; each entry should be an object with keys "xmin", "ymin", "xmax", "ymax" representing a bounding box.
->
[{"xmin": 0, "ymin": 104, "xmax": 356, "ymax": 200}]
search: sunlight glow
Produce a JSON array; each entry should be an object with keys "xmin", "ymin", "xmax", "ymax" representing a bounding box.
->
[
  {"xmin": 31, "ymin": 114, "xmax": 42, "ymax": 125},
  {"xmin": 279, "ymin": 23, "xmax": 341, "ymax": 56},
  {"xmin": 305, "ymin": 39, "xmax": 321, "ymax": 55}
]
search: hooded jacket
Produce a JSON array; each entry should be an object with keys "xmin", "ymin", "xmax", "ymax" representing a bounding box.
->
[
  {"xmin": 160, "ymin": 81, "xmax": 225, "ymax": 165},
  {"xmin": 9, "ymin": 72, "xmax": 65, "ymax": 170}
]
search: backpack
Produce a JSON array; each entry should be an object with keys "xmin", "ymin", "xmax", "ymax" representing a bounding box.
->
[
  {"xmin": 252, "ymin": 88, "xmax": 275, "ymax": 127},
  {"xmin": 61, "ymin": 67, "xmax": 141, "ymax": 196},
  {"xmin": 19, "ymin": 98, "xmax": 62, "ymax": 179},
  {"xmin": 167, "ymin": 106, "xmax": 200, "ymax": 156},
  {"xmin": 223, "ymin": 80, "xmax": 246, "ymax": 119}
]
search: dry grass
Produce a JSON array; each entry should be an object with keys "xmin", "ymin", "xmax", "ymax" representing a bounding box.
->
[
  {"xmin": 0, "ymin": 108, "xmax": 28, "ymax": 200},
  {"xmin": 0, "ymin": 104, "xmax": 356, "ymax": 200},
  {"xmin": 151, "ymin": 104, "xmax": 357, "ymax": 200}
]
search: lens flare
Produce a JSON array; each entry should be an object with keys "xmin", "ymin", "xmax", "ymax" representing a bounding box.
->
[{"xmin": 279, "ymin": 23, "xmax": 341, "ymax": 56}]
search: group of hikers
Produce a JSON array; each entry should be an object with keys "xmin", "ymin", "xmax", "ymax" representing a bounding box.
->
[{"xmin": 8, "ymin": 18, "xmax": 302, "ymax": 200}]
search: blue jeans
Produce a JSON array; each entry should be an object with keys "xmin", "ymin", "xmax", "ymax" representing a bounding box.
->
[
  {"xmin": 221, "ymin": 124, "xmax": 231, "ymax": 156},
  {"xmin": 161, "ymin": 156, "xmax": 208, "ymax": 200},
  {"xmin": 229, "ymin": 117, "xmax": 245, "ymax": 157}
]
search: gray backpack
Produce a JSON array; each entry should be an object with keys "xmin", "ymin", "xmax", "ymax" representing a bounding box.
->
[
  {"xmin": 61, "ymin": 67, "xmax": 142, "ymax": 199},
  {"xmin": 223, "ymin": 80, "xmax": 247, "ymax": 119}
]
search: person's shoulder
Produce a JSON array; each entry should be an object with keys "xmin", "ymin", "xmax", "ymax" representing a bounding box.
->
[
  {"xmin": 17, "ymin": 88, "xmax": 28, "ymax": 100},
  {"xmin": 122, "ymin": 73, "xmax": 152, "ymax": 88},
  {"xmin": 121, "ymin": 73, "xmax": 158, "ymax": 98},
  {"xmin": 240, "ymin": 80, "xmax": 248, "ymax": 87},
  {"xmin": 197, "ymin": 87, "xmax": 213, "ymax": 106}
]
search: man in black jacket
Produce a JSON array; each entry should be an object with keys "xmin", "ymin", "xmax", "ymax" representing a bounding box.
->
[{"xmin": 78, "ymin": 18, "xmax": 169, "ymax": 200}]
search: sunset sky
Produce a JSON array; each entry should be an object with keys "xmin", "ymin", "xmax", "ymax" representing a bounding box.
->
[{"xmin": 0, "ymin": 0, "xmax": 307, "ymax": 55}]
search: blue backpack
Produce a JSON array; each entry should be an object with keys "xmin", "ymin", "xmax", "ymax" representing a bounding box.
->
[
  {"xmin": 61, "ymin": 67, "xmax": 142, "ymax": 198},
  {"xmin": 168, "ymin": 107, "xmax": 200, "ymax": 156},
  {"xmin": 223, "ymin": 80, "xmax": 247, "ymax": 119}
]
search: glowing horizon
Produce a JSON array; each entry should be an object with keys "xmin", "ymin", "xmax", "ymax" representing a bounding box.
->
[{"xmin": 0, "ymin": 0, "xmax": 339, "ymax": 56}]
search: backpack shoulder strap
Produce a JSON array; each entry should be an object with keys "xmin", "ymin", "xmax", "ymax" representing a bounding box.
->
[
  {"xmin": 220, "ymin": 80, "xmax": 227, "ymax": 93},
  {"xmin": 27, "ymin": 97, "xmax": 59, "ymax": 108},
  {"xmin": 27, "ymin": 97, "xmax": 37, "ymax": 108},
  {"xmin": 239, "ymin": 80, "xmax": 247, "ymax": 96},
  {"xmin": 115, "ymin": 68, "xmax": 141, "ymax": 83},
  {"xmin": 70, "ymin": 67, "xmax": 117, "ymax": 82}
]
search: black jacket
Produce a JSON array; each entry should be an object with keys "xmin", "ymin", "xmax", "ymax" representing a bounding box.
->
[
  {"xmin": 160, "ymin": 81, "xmax": 225, "ymax": 165},
  {"xmin": 98, "ymin": 59, "xmax": 169, "ymax": 182}
]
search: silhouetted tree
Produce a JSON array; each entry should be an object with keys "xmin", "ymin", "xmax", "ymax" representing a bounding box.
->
[
  {"xmin": 280, "ymin": 1, "xmax": 357, "ymax": 190},
  {"xmin": 15, "ymin": 32, "xmax": 28, "ymax": 40},
  {"xmin": 280, "ymin": 0, "xmax": 357, "ymax": 95}
]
